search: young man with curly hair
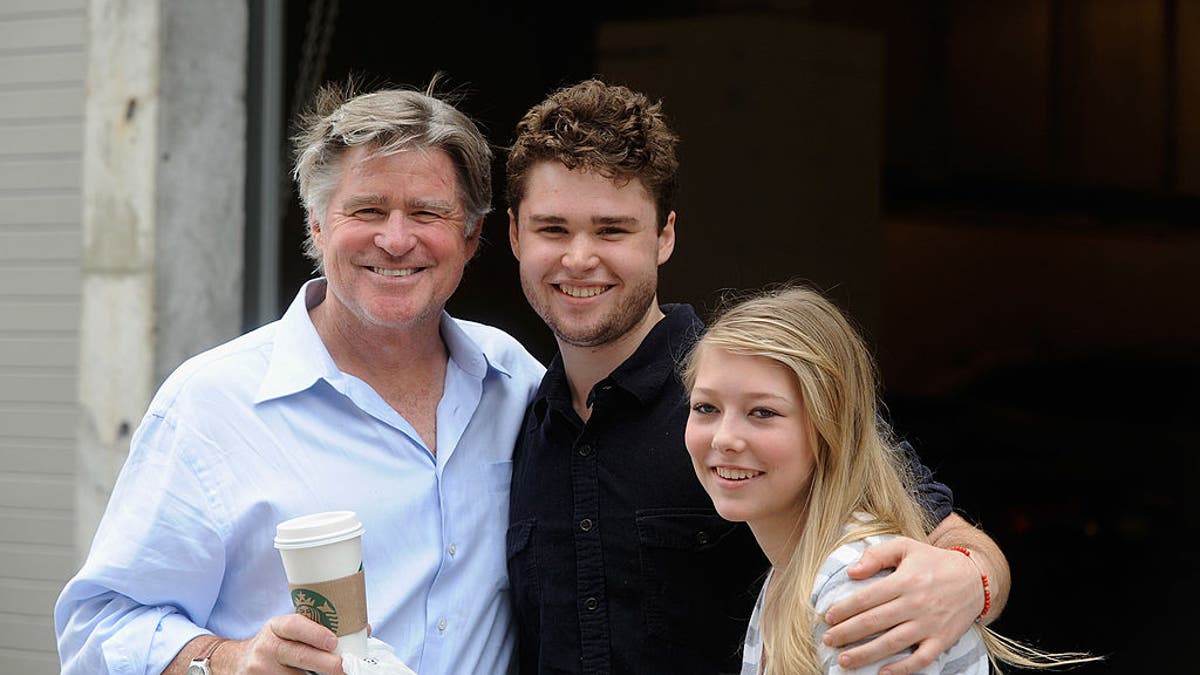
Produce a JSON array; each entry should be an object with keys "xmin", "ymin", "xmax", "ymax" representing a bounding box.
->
[{"xmin": 505, "ymin": 79, "xmax": 1011, "ymax": 674}]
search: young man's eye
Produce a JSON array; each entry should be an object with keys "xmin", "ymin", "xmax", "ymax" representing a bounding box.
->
[{"xmin": 537, "ymin": 225, "xmax": 567, "ymax": 235}]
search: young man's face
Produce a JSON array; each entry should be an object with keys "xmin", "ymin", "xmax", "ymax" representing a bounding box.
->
[
  {"xmin": 311, "ymin": 145, "xmax": 479, "ymax": 334},
  {"xmin": 509, "ymin": 161, "xmax": 675, "ymax": 349}
]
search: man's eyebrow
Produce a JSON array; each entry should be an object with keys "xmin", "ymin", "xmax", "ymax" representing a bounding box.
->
[
  {"xmin": 411, "ymin": 197, "xmax": 457, "ymax": 213},
  {"xmin": 341, "ymin": 194, "xmax": 386, "ymax": 211},
  {"xmin": 527, "ymin": 214, "xmax": 568, "ymax": 225},
  {"xmin": 341, "ymin": 195, "xmax": 459, "ymax": 213},
  {"xmin": 526, "ymin": 214, "xmax": 639, "ymax": 225},
  {"xmin": 593, "ymin": 215, "xmax": 637, "ymax": 226}
]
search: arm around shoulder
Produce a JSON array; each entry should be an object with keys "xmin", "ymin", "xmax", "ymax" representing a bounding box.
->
[
  {"xmin": 928, "ymin": 512, "xmax": 1010, "ymax": 622},
  {"xmin": 814, "ymin": 541, "xmax": 916, "ymax": 674},
  {"xmin": 820, "ymin": 518, "xmax": 1008, "ymax": 673}
]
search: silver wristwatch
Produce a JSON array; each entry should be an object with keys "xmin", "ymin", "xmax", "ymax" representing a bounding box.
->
[{"xmin": 187, "ymin": 638, "xmax": 225, "ymax": 675}]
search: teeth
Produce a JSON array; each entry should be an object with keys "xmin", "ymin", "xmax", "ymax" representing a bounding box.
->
[
  {"xmin": 373, "ymin": 267, "xmax": 416, "ymax": 277},
  {"xmin": 715, "ymin": 467, "xmax": 762, "ymax": 481},
  {"xmin": 559, "ymin": 285, "xmax": 608, "ymax": 298}
]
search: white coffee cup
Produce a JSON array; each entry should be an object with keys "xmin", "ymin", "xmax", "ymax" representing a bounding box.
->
[{"xmin": 274, "ymin": 511, "xmax": 369, "ymax": 659}]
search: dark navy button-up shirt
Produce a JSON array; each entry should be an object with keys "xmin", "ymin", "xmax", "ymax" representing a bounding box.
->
[{"xmin": 508, "ymin": 304, "xmax": 953, "ymax": 674}]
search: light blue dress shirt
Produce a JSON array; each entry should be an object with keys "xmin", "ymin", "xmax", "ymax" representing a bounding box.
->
[{"xmin": 54, "ymin": 279, "xmax": 545, "ymax": 675}]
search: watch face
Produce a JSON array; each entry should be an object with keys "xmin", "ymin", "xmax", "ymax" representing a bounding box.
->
[{"xmin": 186, "ymin": 663, "xmax": 207, "ymax": 675}]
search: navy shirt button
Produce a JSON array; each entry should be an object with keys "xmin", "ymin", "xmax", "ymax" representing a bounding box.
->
[
  {"xmin": 696, "ymin": 530, "xmax": 710, "ymax": 545},
  {"xmin": 578, "ymin": 444, "xmax": 593, "ymax": 457},
  {"xmin": 580, "ymin": 518, "xmax": 593, "ymax": 531},
  {"xmin": 584, "ymin": 596, "xmax": 599, "ymax": 611}
]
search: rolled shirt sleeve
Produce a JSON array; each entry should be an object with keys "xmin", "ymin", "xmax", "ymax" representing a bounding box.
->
[{"xmin": 55, "ymin": 409, "xmax": 226, "ymax": 675}]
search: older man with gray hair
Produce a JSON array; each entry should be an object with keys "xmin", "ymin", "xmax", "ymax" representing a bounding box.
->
[{"xmin": 54, "ymin": 83, "xmax": 544, "ymax": 675}]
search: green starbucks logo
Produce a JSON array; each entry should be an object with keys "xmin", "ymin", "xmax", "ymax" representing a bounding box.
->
[{"xmin": 291, "ymin": 588, "xmax": 340, "ymax": 633}]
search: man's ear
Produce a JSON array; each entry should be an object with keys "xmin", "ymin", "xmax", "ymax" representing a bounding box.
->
[
  {"xmin": 508, "ymin": 208, "xmax": 521, "ymax": 260},
  {"xmin": 308, "ymin": 209, "xmax": 323, "ymax": 244},
  {"xmin": 465, "ymin": 218, "xmax": 483, "ymax": 260},
  {"xmin": 657, "ymin": 210, "xmax": 676, "ymax": 266}
]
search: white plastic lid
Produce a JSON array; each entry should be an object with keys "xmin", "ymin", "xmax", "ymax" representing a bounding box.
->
[{"xmin": 273, "ymin": 510, "xmax": 365, "ymax": 550}]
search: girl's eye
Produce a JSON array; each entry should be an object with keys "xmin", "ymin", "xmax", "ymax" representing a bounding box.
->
[
  {"xmin": 750, "ymin": 408, "xmax": 779, "ymax": 419},
  {"xmin": 691, "ymin": 402, "xmax": 717, "ymax": 415}
]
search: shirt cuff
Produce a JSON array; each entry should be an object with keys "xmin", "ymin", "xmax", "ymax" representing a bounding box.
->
[{"xmin": 146, "ymin": 610, "xmax": 211, "ymax": 675}]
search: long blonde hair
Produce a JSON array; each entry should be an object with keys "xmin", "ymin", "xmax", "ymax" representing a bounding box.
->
[{"xmin": 683, "ymin": 284, "xmax": 1096, "ymax": 673}]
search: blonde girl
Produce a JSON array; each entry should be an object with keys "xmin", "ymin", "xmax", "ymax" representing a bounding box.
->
[{"xmin": 682, "ymin": 285, "xmax": 1096, "ymax": 674}]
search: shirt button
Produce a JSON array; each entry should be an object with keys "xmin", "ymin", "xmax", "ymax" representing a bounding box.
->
[
  {"xmin": 696, "ymin": 530, "xmax": 710, "ymax": 545},
  {"xmin": 437, "ymin": 618, "xmax": 447, "ymax": 632},
  {"xmin": 448, "ymin": 543, "xmax": 457, "ymax": 556},
  {"xmin": 579, "ymin": 518, "xmax": 593, "ymax": 532},
  {"xmin": 577, "ymin": 444, "xmax": 593, "ymax": 457},
  {"xmin": 584, "ymin": 596, "xmax": 599, "ymax": 611}
]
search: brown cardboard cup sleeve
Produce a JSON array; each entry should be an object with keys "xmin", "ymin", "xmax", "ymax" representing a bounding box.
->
[{"xmin": 288, "ymin": 570, "xmax": 368, "ymax": 637}]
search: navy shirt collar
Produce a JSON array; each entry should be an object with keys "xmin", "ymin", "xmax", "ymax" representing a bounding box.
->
[{"xmin": 531, "ymin": 304, "xmax": 704, "ymax": 422}]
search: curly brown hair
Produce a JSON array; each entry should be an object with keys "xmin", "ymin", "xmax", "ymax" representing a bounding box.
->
[{"xmin": 505, "ymin": 79, "xmax": 680, "ymax": 229}]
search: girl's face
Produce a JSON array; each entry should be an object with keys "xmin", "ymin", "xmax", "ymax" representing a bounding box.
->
[{"xmin": 685, "ymin": 347, "xmax": 816, "ymax": 550}]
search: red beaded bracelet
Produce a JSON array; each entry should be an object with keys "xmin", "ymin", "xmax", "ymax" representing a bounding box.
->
[{"xmin": 948, "ymin": 546, "xmax": 991, "ymax": 622}]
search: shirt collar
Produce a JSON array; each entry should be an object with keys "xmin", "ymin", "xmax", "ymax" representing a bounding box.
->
[
  {"xmin": 531, "ymin": 303, "xmax": 703, "ymax": 420},
  {"xmin": 256, "ymin": 278, "xmax": 505, "ymax": 404},
  {"xmin": 605, "ymin": 303, "xmax": 703, "ymax": 404},
  {"xmin": 255, "ymin": 279, "xmax": 339, "ymax": 404},
  {"xmin": 442, "ymin": 313, "xmax": 505, "ymax": 380}
]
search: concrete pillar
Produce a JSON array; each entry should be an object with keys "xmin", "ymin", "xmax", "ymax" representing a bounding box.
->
[{"xmin": 76, "ymin": 0, "xmax": 247, "ymax": 556}]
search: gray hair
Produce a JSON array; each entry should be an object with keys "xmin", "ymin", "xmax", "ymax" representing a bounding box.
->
[{"xmin": 291, "ymin": 81, "xmax": 493, "ymax": 270}]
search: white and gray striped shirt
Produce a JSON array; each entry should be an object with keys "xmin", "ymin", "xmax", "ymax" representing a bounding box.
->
[{"xmin": 741, "ymin": 532, "xmax": 989, "ymax": 674}]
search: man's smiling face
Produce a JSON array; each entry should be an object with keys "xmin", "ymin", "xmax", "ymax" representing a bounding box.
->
[
  {"xmin": 509, "ymin": 161, "xmax": 675, "ymax": 349},
  {"xmin": 312, "ymin": 145, "xmax": 478, "ymax": 334}
]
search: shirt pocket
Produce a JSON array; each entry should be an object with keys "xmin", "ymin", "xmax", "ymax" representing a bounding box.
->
[
  {"xmin": 482, "ymin": 459, "xmax": 513, "ymax": 494},
  {"xmin": 636, "ymin": 508, "xmax": 765, "ymax": 667},
  {"xmin": 506, "ymin": 517, "xmax": 541, "ymax": 644}
]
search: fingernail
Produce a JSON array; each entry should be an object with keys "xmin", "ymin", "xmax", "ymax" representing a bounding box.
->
[
  {"xmin": 326, "ymin": 635, "xmax": 338, "ymax": 650},
  {"xmin": 880, "ymin": 669, "xmax": 891, "ymax": 675},
  {"xmin": 823, "ymin": 633, "xmax": 833, "ymax": 646},
  {"xmin": 840, "ymin": 654, "xmax": 852, "ymax": 666}
]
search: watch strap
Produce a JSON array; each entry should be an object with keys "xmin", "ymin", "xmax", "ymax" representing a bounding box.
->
[{"xmin": 189, "ymin": 637, "xmax": 225, "ymax": 673}]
